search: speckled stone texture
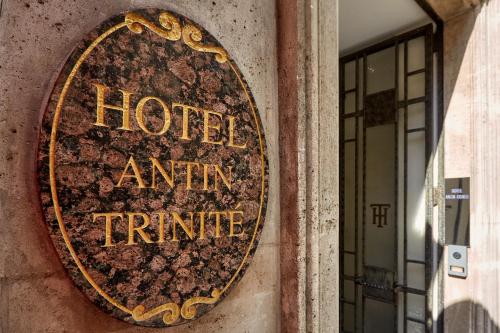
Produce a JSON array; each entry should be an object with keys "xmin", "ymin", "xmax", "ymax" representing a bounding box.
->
[{"xmin": 37, "ymin": 8, "xmax": 268, "ymax": 328}]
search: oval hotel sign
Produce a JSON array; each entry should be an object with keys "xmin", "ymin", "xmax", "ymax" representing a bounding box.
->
[{"xmin": 37, "ymin": 9, "xmax": 269, "ymax": 327}]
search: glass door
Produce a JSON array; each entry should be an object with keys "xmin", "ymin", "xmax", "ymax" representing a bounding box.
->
[{"xmin": 340, "ymin": 25, "xmax": 433, "ymax": 333}]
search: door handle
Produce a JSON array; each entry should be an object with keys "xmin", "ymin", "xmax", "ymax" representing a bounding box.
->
[
  {"xmin": 393, "ymin": 284, "xmax": 425, "ymax": 295},
  {"xmin": 355, "ymin": 277, "xmax": 393, "ymax": 291}
]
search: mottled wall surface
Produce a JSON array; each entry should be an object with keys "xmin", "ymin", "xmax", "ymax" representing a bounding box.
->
[
  {"xmin": 0, "ymin": 1, "xmax": 279, "ymax": 332},
  {"xmin": 443, "ymin": 1, "xmax": 500, "ymax": 332}
]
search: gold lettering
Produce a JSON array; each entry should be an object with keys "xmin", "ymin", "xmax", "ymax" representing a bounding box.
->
[
  {"xmin": 198, "ymin": 211, "xmax": 206, "ymax": 240},
  {"xmin": 203, "ymin": 163, "xmax": 209, "ymax": 191},
  {"xmin": 92, "ymin": 208, "xmax": 245, "ymax": 245},
  {"xmin": 203, "ymin": 110, "xmax": 223, "ymax": 145},
  {"xmin": 157, "ymin": 212, "xmax": 167, "ymax": 243},
  {"xmin": 229, "ymin": 206, "xmax": 244, "ymax": 237},
  {"xmin": 214, "ymin": 165, "xmax": 232, "ymax": 191},
  {"xmin": 127, "ymin": 213, "xmax": 153, "ymax": 245},
  {"xmin": 172, "ymin": 211, "xmax": 194, "ymax": 241},
  {"xmin": 185, "ymin": 161, "xmax": 200, "ymax": 190},
  {"xmin": 208, "ymin": 211, "xmax": 227, "ymax": 238},
  {"xmin": 173, "ymin": 103, "xmax": 201, "ymax": 141},
  {"xmin": 116, "ymin": 156, "xmax": 146, "ymax": 188},
  {"xmin": 135, "ymin": 96, "xmax": 171, "ymax": 135},
  {"xmin": 228, "ymin": 115, "xmax": 247, "ymax": 149},
  {"xmin": 93, "ymin": 212, "xmax": 123, "ymax": 247},
  {"xmin": 93, "ymin": 83, "xmax": 132, "ymax": 130},
  {"xmin": 150, "ymin": 158, "xmax": 175, "ymax": 189}
]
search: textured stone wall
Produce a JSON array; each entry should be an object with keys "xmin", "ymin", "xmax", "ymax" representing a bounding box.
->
[{"xmin": 0, "ymin": 1, "xmax": 279, "ymax": 332}]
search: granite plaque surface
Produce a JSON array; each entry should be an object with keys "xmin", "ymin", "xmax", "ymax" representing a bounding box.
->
[{"xmin": 37, "ymin": 8, "xmax": 268, "ymax": 327}]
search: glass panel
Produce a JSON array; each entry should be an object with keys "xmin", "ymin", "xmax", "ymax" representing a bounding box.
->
[
  {"xmin": 365, "ymin": 123, "xmax": 396, "ymax": 270},
  {"xmin": 407, "ymin": 131, "xmax": 426, "ymax": 262},
  {"xmin": 344, "ymin": 303, "xmax": 355, "ymax": 332},
  {"xmin": 345, "ymin": 60, "xmax": 356, "ymax": 91},
  {"xmin": 407, "ymin": 293, "xmax": 425, "ymax": 321},
  {"xmin": 397, "ymin": 109, "xmax": 405, "ymax": 284},
  {"xmin": 358, "ymin": 58, "xmax": 364, "ymax": 110},
  {"xmin": 344, "ymin": 142, "xmax": 356, "ymax": 252},
  {"xmin": 367, "ymin": 47, "xmax": 395, "ymax": 95},
  {"xmin": 397, "ymin": 292, "xmax": 405, "ymax": 332},
  {"xmin": 344, "ymin": 279, "xmax": 355, "ymax": 302},
  {"xmin": 398, "ymin": 44, "xmax": 405, "ymax": 101},
  {"xmin": 344, "ymin": 253, "xmax": 355, "ymax": 277},
  {"xmin": 344, "ymin": 117, "xmax": 356, "ymax": 140},
  {"xmin": 408, "ymin": 103, "xmax": 425, "ymax": 130},
  {"xmin": 356, "ymin": 284, "xmax": 363, "ymax": 330},
  {"xmin": 357, "ymin": 116, "xmax": 364, "ymax": 274},
  {"xmin": 407, "ymin": 262, "xmax": 425, "ymax": 290},
  {"xmin": 445, "ymin": 177, "xmax": 471, "ymax": 246},
  {"xmin": 407, "ymin": 321, "xmax": 425, "ymax": 333},
  {"xmin": 345, "ymin": 92, "xmax": 356, "ymax": 114},
  {"xmin": 408, "ymin": 37, "xmax": 425, "ymax": 72},
  {"xmin": 408, "ymin": 73, "xmax": 425, "ymax": 100},
  {"xmin": 365, "ymin": 298, "xmax": 395, "ymax": 333}
]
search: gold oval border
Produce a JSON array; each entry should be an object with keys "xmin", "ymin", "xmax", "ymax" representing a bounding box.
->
[{"xmin": 48, "ymin": 11, "xmax": 266, "ymax": 325}]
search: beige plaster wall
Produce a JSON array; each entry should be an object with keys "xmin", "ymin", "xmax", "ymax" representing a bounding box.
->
[
  {"xmin": 0, "ymin": 1, "xmax": 280, "ymax": 332},
  {"xmin": 442, "ymin": 1, "xmax": 500, "ymax": 331}
]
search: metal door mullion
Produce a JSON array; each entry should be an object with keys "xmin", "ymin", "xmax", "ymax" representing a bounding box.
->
[
  {"xmin": 407, "ymin": 316, "xmax": 426, "ymax": 325},
  {"xmin": 343, "ymin": 299, "xmax": 356, "ymax": 306},
  {"xmin": 398, "ymin": 96, "xmax": 426, "ymax": 108},
  {"xmin": 354, "ymin": 55, "xmax": 359, "ymax": 333},
  {"xmin": 424, "ymin": 24, "xmax": 434, "ymax": 333},
  {"xmin": 407, "ymin": 258, "xmax": 425, "ymax": 265},
  {"xmin": 343, "ymin": 112, "xmax": 362, "ymax": 119},
  {"xmin": 361, "ymin": 52, "xmax": 367, "ymax": 333},
  {"xmin": 406, "ymin": 127, "xmax": 426, "ymax": 134},
  {"xmin": 339, "ymin": 58, "xmax": 345, "ymax": 332},
  {"xmin": 403, "ymin": 39, "xmax": 409, "ymax": 333},
  {"xmin": 406, "ymin": 288, "xmax": 426, "ymax": 296},
  {"xmin": 393, "ymin": 41, "xmax": 399, "ymax": 333},
  {"xmin": 343, "ymin": 88, "xmax": 357, "ymax": 94},
  {"xmin": 407, "ymin": 68, "xmax": 426, "ymax": 76}
]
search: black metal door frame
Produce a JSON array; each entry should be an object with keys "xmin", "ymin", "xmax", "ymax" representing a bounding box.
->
[{"xmin": 339, "ymin": 22, "xmax": 443, "ymax": 333}]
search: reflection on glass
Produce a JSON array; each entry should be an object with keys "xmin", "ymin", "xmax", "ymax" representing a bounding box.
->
[
  {"xmin": 345, "ymin": 61, "xmax": 356, "ymax": 91},
  {"xmin": 357, "ymin": 116, "xmax": 364, "ymax": 274},
  {"xmin": 407, "ymin": 321, "xmax": 425, "ymax": 333},
  {"xmin": 344, "ymin": 280, "xmax": 355, "ymax": 302},
  {"xmin": 358, "ymin": 58, "xmax": 364, "ymax": 110},
  {"xmin": 344, "ymin": 303, "xmax": 355, "ymax": 331},
  {"xmin": 365, "ymin": 299, "xmax": 395, "ymax": 333},
  {"xmin": 365, "ymin": 123, "xmax": 396, "ymax": 270},
  {"xmin": 367, "ymin": 47, "xmax": 395, "ymax": 95},
  {"xmin": 407, "ymin": 131, "xmax": 426, "ymax": 262},
  {"xmin": 407, "ymin": 293, "xmax": 425, "ymax": 321},
  {"xmin": 345, "ymin": 92, "xmax": 356, "ymax": 114},
  {"xmin": 408, "ymin": 73, "xmax": 425, "ymax": 100},
  {"xmin": 398, "ymin": 44, "xmax": 405, "ymax": 101},
  {"xmin": 407, "ymin": 263, "xmax": 425, "ymax": 290},
  {"xmin": 397, "ymin": 109, "xmax": 405, "ymax": 283},
  {"xmin": 408, "ymin": 103, "xmax": 425, "ymax": 129},
  {"xmin": 344, "ymin": 117, "xmax": 356, "ymax": 140},
  {"xmin": 344, "ymin": 142, "xmax": 355, "ymax": 252},
  {"xmin": 344, "ymin": 253, "xmax": 355, "ymax": 277},
  {"xmin": 408, "ymin": 37, "xmax": 425, "ymax": 72},
  {"xmin": 445, "ymin": 178, "xmax": 470, "ymax": 246}
]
